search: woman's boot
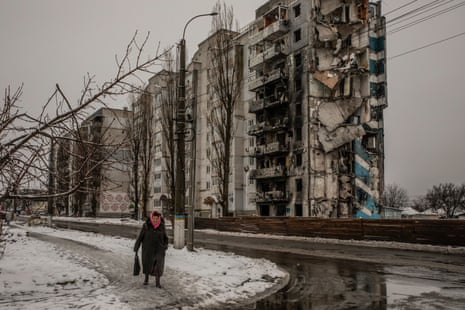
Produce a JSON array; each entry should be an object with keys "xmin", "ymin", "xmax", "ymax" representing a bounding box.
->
[
  {"xmin": 143, "ymin": 274, "xmax": 149, "ymax": 285},
  {"xmin": 156, "ymin": 276, "xmax": 161, "ymax": 288}
]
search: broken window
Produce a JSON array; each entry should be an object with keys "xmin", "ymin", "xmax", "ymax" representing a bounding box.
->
[
  {"xmin": 294, "ymin": 52, "xmax": 302, "ymax": 68},
  {"xmin": 260, "ymin": 205, "xmax": 270, "ymax": 216},
  {"xmin": 295, "ymin": 127, "xmax": 302, "ymax": 141},
  {"xmin": 296, "ymin": 153, "xmax": 303, "ymax": 166},
  {"xmin": 295, "ymin": 77, "xmax": 302, "ymax": 92},
  {"xmin": 293, "ymin": 4, "xmax": 301, "ymax": 18},
  {"xmin": 370, "ymin": 82, "xmax": 385, "ymax": 98},
  {"xmin": 276, "ymin": 205, "xmax": 286, "ymax": 216},
  {"xmin": 249, "ymin": 137, "xmax": 255, "ymax": 147},
  {"xmin": 249, "ymin": 157, "xmax": 255, "ymax": 165},
  {"xmin": 294, "ymin": 28, "xmax": 302, "ymax": 42},
  {"xmin": 296, "ymin": 103, "xmax": 302, "ymax": 116},
  {"xmin": 369, "ymin": 59, "xmax": 385, "ymax": 75},
  {"xmin": 362, "ymin": 134, "xmax": 377, "ymax": 151}
]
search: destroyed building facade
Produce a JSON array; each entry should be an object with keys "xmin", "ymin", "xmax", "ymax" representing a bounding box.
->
[{"xmin": 243, "ymin": 0, "xmax": 387, "ymax": 217}]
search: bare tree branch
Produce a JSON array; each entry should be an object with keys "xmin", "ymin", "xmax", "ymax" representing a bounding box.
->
[
  {"xmin": 206, "ymin": 1, "xmax": 242, "ymax": 216},
  {"xmin": 1, "ymin": 32, "xmax": 174, "ymax": 206}
]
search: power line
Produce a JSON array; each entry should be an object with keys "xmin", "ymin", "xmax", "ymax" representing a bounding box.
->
[
  {"xmin": 389, "ymin": 1, "xmax": 465, "ymax": 34},
  {"xmin": 384, "ymin": 0, "xmax": 419, "ymax": 15},
  {"xmin": 352, "ymin": 0, "xmax": 462, "ymax": 40},
  {"xmin": 387, "ymin": 0, "xmax": 456, "ymax": 29},
  {"xmin": 388, "ymin": 0, "xmax": 448, "ymax": 24},
  {"xmin": 389, "ymin": 31, "xmax": 465, "ymax": 60}
]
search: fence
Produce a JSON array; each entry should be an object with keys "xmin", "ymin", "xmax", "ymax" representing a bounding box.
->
[{"xmin": 195, "ymin": 217, "xmax": 465, "ymax": 246}]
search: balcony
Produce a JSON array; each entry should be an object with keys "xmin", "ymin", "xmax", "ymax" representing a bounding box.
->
[
  {"xmin": 249, "ymin": 20, "xmax": 289, "ymax": 46},
  {"xmin": 255, "ymin": 166, "xmax": 286, "ymax": 179},
  {"xmin": 249, "ymin": 95, "xmax": 288, "ymax": 113},
  {"xmin": 248, "ymin": 99, "xmax": 264, "ymax": 113},
  {"xmin": 247, "ymin": 117, "xmax": 289, "ymax": 136},
  {"xmin": 263, "ymin": 141, "xmax": 288, "ymax": 155},
  {"xmin": 264, "ymin": 95, "xmax": 287, "ymax": 108},
  {"xmin": 248, "ymin": 68, "xmax": 286, "ymax": 91},
  {"xmin": 253, "ymin": 145, "xmax": 265, "ymax": 156},
  {"xmin": 256, "ymin": 190, "xmax": 289, "ymax": 203},
  {"xmin": 249, "ymin": 44, "xmax": 287, "ymax": 69},
  {"xmin": 247, "ymin": 122, "xmax": 265, "ymax": 136},
  {"xmin": 265, "ymin": 116, "xmax": 289, "ymax": 132}
]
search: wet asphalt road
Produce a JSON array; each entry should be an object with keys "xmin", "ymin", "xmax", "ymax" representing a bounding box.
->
[
  {"xmin": 49, "ymin": 220, "xmax": 465, "ymax": 309},
  {"xmin": 193, "ymin": 231, "xmax": 465, "ymax": 309}
]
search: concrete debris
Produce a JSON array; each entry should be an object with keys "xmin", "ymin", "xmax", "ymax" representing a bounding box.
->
[
  {"xmin": 316, "ymin": 24, "xmax": 338, "ymax": 42},
  {"xmin": 313, "ymin": 70, "xmax": 342, "ymax": 89},
  {"xmin": 317, "ymin": 98, "xmax": 363, "ymax": 131},
  {"xmin": 333, "ymin": 38, "xmax": 342, "ymax": 55},
  {"xmin": 319, "ymin": 0, "xmax": 343, "ymax": 15},
  {"xmin": 318, "ymin": 125, "xmax": 366, "ymax": 153}
]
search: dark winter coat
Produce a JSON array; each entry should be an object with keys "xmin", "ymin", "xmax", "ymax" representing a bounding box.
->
[{"xmin": 134, "ymin": 218, "xmax": 169, "ymax": 276}]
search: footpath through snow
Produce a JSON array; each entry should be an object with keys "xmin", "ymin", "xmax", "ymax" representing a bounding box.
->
[{"xmin": 0, "ymin": 221, "xmax": 288, "ymax": 309}]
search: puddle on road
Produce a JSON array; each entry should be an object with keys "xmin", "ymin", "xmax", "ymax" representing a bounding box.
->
[
  {"xmin": 203, "ymin": 244, "xmax": 465, "ymax": 310},
  {"xmin": 384, "ymin": 267, "xmax": 465, "ymax": 310}
]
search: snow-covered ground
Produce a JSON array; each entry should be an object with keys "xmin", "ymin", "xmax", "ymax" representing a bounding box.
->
[{"xmin": 0, "ymin": 222, "xmax": 288, "ymax": 309}]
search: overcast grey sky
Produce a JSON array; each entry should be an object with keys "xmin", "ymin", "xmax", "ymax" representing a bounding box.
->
[{"xmin": 1, "ymin": 0, "xmax": 464, "ymax": 198}]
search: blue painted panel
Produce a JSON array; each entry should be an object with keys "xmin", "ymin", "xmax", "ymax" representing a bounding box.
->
[
  {"xmin": 369, "ymin": 36, "xmax": 385, "ymax": 52},
  {"xmin": 355, "ymin": 162, "xmax": 370, "ymax": 184},
  {"xmin": 353, "ymin": 140, "xmax": 381, "ymax": 218},
  {"xmin": 354, "ymin": 140, "xmax": 370, "ymax": 162},
  {"xmin": 370, "ymin": 82, "xmax": 385, "ymax": 97},
  {"xmin": 354, "ymin": 183, "xmax": 380, "ymax": 218},
  {"xmin": 355, "ymin": 208, "xmax": 381, "ymax": 218},
  {"xmin": 369, "ymin": 59, "xmax": 385, "ymax": 74}
]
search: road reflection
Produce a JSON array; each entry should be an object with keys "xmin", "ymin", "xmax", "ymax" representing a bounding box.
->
[
  {"xmin": 202, "ymin": 242, "xmax": 465, "ymax": 309},
  {"xmin": 254, "ymin": 251, "xmax": 387, "ymax": 309}
]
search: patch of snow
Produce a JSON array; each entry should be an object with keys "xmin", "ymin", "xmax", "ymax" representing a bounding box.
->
[{"xmin": 0, "ymin": 223, "xmax": 287, "ymax": 309}]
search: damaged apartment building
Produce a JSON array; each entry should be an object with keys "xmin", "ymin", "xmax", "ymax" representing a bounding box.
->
[
  {"xmin": 244, "ymin": 0, "xmax": 386, "ymax": 218},
  {"xmin": 132, "ymin": 0, "xmax": 387, "ymax": 219}
]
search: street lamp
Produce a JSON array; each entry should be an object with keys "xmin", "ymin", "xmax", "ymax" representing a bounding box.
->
[{"xmin": 174, "ymin": 12, "xmax": 218, "ymax": 250}]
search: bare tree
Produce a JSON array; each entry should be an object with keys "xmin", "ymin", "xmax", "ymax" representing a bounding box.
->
[
  {"xmin": 381, "ymin": 183, "xmax": 409, "ymax": 210},
  {"xmin": 127, "ymin": 90, "xmax": 156, "ymax": 220},
  {"xmin": 127, "ymin": 96, "xmax": 142, "ymax": 219},
  {"xmin": 207, "ymin": 1, "xmax": 242, "ymax": 216},
  {"xmin": 425, "ymin": 183, "xmax": 465, "ymax": 218},
  {"xmin": 0, "ymin": 32, "xmax": 172, "ymax": 206},
  {"xmin": 126, "ymin": 51, "xmax": 177, "ymax": 221},
  {"xmin": 410, "ymin": 195, "xmax": 430, "ymax": 213},
  {"xmin": 158, "ymin": 59, "xmax": 178, "ymax": 221},
  {"xmin": 138, "ymin": 91, "xmax": 155, "ymax": 219}
]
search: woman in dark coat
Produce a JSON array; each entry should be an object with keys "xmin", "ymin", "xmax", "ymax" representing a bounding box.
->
[{"xmin": 134, "ymin": 210, "xmax": 169, "ymax": 287}]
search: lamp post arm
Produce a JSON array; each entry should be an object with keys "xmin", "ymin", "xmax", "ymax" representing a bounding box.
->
[{"xmin": 182, "ymin": 12, "xmax": 218, "ymax": 41}]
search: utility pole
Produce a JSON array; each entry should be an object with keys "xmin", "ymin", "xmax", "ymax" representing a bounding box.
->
[
  {"xmin": 174, "ymin": 12, "xmax": 218, "ymax": 250},
  {"xmin": 47, "ymin": 137, "xmax": 55, "ymax": 226},
  {"xmin": 187, "ymin": 67, "xmax": 198, "ymax": 251}
]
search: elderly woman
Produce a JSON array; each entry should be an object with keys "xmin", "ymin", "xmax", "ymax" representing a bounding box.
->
[{"xmin": 134, "ymin": 210, "xmax": 169, "ymax": 287}]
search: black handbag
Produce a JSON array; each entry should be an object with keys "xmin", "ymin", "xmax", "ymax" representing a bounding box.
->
[{"xmin": 133, "ymin": 253, "xmax": 141, "ymax": 276}]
